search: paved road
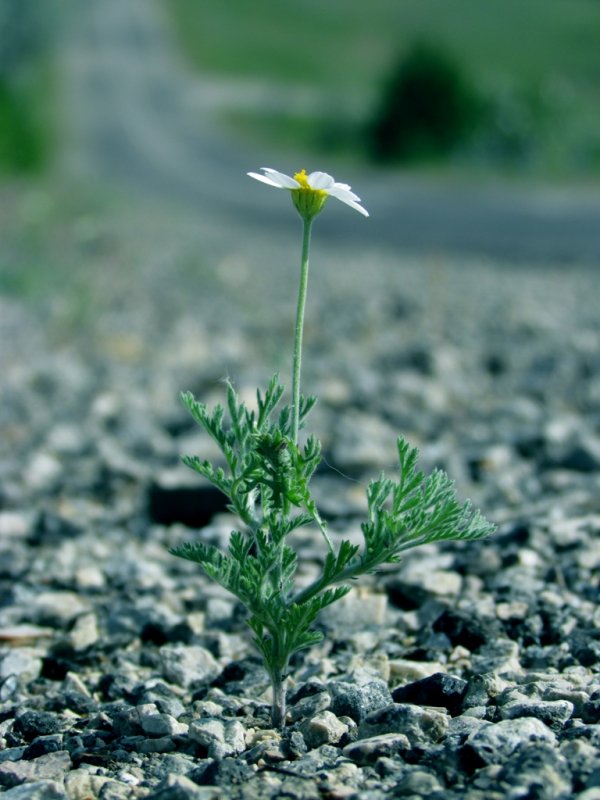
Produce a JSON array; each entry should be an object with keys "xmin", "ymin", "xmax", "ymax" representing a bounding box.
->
[{"xmin": 62, "ymin": 0, "xmax": 600, "ymax": 265}]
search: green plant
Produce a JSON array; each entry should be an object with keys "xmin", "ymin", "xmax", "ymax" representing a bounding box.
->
[{"xmin": 171, "ymin": 168, "xmax": 494, "ymax": 727}]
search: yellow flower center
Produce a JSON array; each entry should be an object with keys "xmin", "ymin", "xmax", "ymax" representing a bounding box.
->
[{"xmin": 293, "ymin": 169, "xmax": 310, "ymax": 189}]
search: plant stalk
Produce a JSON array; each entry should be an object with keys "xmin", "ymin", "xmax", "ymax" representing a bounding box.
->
[
  {"xmin": 291, "ymin": 217, "xmax": 313, "ymax": 446},
  {"xmin": 270, "ymin": 670, "xmax": 287, "ymax": 729}
]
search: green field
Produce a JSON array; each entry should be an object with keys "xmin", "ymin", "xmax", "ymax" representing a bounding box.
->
[{"xmin": 164, "ymin": 0, "xmax": 600, "ymax": 178}]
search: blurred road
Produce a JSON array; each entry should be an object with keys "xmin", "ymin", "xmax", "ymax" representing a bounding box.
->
[{"xmin": 62, "ymin": 0, "xmax": 600, "ymax": 264}]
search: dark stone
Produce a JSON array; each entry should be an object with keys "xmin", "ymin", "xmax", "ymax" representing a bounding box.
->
[
  {"xmin": 432, "ymin": 608, "xmax": 501, "ymax": 652},
  {"xmin": 521, "ymin": 644, "xmax": 574, "ymax": 671},
  {"xmin": 551, "ymin": 444, "xmax": 600, "ymax": 473},
  {"xmin": 211, "ymin": 658, "xmax": 256, "ymax": 688},
  {"xmin": 192, "ymin": 756, "xmax": 253, "ymax": 786},
  {"xmin": 23, "ymin": 735, "xmax": 63, "ymax": 760},
  {"xmin": 570, "ymin": 630, "xmax": 600, "ymax": 667},
  {"xmin": 484, "ymin": 352, "xmax": 507, "ymax": 376},
  {"xmin": 140, "ymin": 622, "xmax": 170, "ymax": 646},
  {"xmin": 495, "ymin": 523, "xmax": 531, "ymax": 547},
  {"xmin": 514, "ymin": 434, "xmax": 545, "ymax": 460},
  {"xmin": 12, "ymin": 712, "xmax": 66, "ymax": 742},
  {"xmin": 209, "ymin": 656, "xmax": 267, "ymax": 702},
  {"xmin": 392, "ymin": 673, "xmax": 467, "ymax": 716},
  {"xmin": 41, "ymin": 655, "xmax": 74, "ymax": 682},
  {"xmin": 587, "ymin": 767, "xmax": 600, "ymax": 789},
  {"xmin": 582, "ymin": 691, "xmax": 600, "ymax": 725},
  {"xmin": 147, "ymin": 482, "xmax": 229, "ymax": 528},
  {"xmin": 283, "ymin": 730, "xmax": 308, "ymax": 760},
  {"xmin": 381, "ymin": 346, "xmax": 433, "ymax": 375},
  {"xmin": 28, "ymin": 510, "xmax": 83, "ymax": 545},
  {"xmin": 386, "ymin": 581, "xmax": 423, "ymax": 611},
  {"xmin": 60, "ymin": 691, "xmax": 97, "ymax": 716}
]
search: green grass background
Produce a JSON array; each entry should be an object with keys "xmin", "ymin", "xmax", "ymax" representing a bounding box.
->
[{"xmin": 165, "ymin": 0, "xmax": 600, "ymax": 179}]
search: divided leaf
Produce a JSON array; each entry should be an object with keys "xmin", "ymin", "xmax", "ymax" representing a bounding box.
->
[{"xmin": 173, "ymin": 378, "xmax": 494, "ymax": 692}]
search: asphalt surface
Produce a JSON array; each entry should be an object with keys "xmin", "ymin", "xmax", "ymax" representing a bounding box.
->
[{"xmin": 62, "ymin": 0, "xmax": 600, "ymax": 265}]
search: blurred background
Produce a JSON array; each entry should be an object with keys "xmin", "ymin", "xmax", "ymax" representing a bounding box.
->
[{"xmin": 1, "ymin": 0, "xmax": 599, "ymax": 358}]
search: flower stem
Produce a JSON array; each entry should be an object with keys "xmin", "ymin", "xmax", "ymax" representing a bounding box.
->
[
  {"xmin": 291, "ymin": 216, "xmax": 313, "ymax": 446},
  {"xmin": 270, "ymin": 670, "xmax": 287, "ymax": 729}
]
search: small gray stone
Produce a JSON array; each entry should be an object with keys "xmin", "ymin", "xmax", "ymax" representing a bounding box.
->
[
  {"xmin": 288, "ymin": 690, "xmax": 332, "ymax": 723},
  {"xmin": 331, "ymin": 411, "xmax": 398, "ymax": 471},
  {"xmin": 390, "ymin": 563, "xmax": 463, "ymax": 602},
  {"xmin": 0, "ymin": 674, "xmax": 20, "ymax": 702},
  {"xmin": 466, "ymin": 718, "xmax": 557, "ymax": 766},
  {"xmin": 471, "ymin": 639, "xmax": 523, "ymax": 675},
  {"xmin": 137, "ymin": 703, "xmax": 188, "ymax": 736},
  {"xmin": 343, "ymin": 733, "xmax": 411, "ymax": 765},
  {"xmin": 329, "ymin": 678, "xmax": 393, "ymax": 724},
  {"xmin": 205, "ymin": 597, "xmax": 235, "ymax": 624},
  {"xmin": 319, "ymin": 589, "xmax": 387, "ymax": 630},
  {"xmin": 1, "ymin": 781, "xmax": 67, "ymax": 799},
  {"xmin": 189, "ymin": 718, "xmax": 246, "ymax": 760},
  {"xmin": 359, "ymin": 703, "xmax": 449, "ymax": 746},
  {"xmin": 26, "ymin": 452, "xmax": 62, "ymax": 493},
  {"xmin": 499, "ymin": 698, "xmax": 574, "ymax": 729},
  {"xmin": 64, "ymin": 770, "xmax": 131, "ymax": 800},
  {"xmin": 138, "ymin": 736, "xmax": 177, "ymax": 753},
  {"xmin": 393, "ymin": 768, "xmax": 444, "ymax": 795},
  {"xmin": 137, "ymin": 704, "xmax": 189, "ymax": 737},
  {"xmin": 0, "ymin": 748, "xmax": 27, "ymax": 765},
  {"xmin": 66, "ymin": 612, "xmax": 99, "ymax": 651},
  {"xmin": 145, "ymin": 774, "xmax": 216, "ymax": 799},
  {"xmin": 0, "ymin": 649, "xmax": 43, "ymax": 682},
  {"xmin": 300, "ymin": 711, "xmax": 349, "ymax": 749},
  {"xmin": 134, "ymin": 680, "xmax": 186, "ymax": 719},
  {"xmin": 160, "ymin": 645, "xmax": 221, "ymax": 688},
  {"xmin": 0, "ymin": 511, "xmax": 32, "ymax": 539},
  {"xmin": 30, "ymin": 592, "xmax": 90, "ymax": 627},
  {"xmin": 463, "ymin": 673, "xmax": 508, "ymax": 709},
  {"xmin": 0, "ymin": 751, "xmax": 71, "ymax": 788},
  {"xmin": 497, "ymin": 743, "xmax": 572, "ymax": 799}
]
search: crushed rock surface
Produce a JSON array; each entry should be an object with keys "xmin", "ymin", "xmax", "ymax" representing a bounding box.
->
[{"xmin": 1, "ymin": 171, "xmax": 600, "ymax": 800}]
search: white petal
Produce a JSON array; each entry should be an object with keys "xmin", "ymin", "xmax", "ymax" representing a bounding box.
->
[
  {"xmin": 307, "ymin": 171, "xmax": 335, "ymax": 190},
  {"xmin": 332, "ymin": 193, "xmax": 369, "ymax": 217},
  {"xmin": 261, "ymin": 168, "xmax": 300, "ymax": 189},
  {"xmin": 247, "ymin": 171, "xmax": 285, "ymax": 188},
  {"xmin": 329, "ymin": 184, "xmax": 361, "ymax": 202}
]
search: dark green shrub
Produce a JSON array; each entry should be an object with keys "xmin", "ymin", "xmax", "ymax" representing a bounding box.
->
[
  {"xmin": 367, "ymin": 41, "xmax": 484, "ymax": 163},
  {"xmin": 0, "ymin": 0, "xmax": 54, "ymax": 174},
  {"xmin": 0, "ymin": 78, "xmax": 48, "ymax": 173}
]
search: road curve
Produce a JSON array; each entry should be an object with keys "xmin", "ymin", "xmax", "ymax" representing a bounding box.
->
[{"xmin": 61, "ymin": 0, "xmax": 600, "ymax": 265}]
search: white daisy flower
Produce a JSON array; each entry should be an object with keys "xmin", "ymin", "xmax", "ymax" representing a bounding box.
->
[{"xmin": 248, "ymin": 167, "xmax": 369, "ymax": 219}]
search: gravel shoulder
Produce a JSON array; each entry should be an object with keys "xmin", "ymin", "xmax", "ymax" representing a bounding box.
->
[{"xmin": 1, "ymin": 209, "xmax": 599, "ymax": 797}]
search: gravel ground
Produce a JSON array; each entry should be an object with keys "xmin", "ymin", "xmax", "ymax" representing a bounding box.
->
[{"xmin": 1, "ymin": 189, "xmax": 599, "ymax": 800}]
